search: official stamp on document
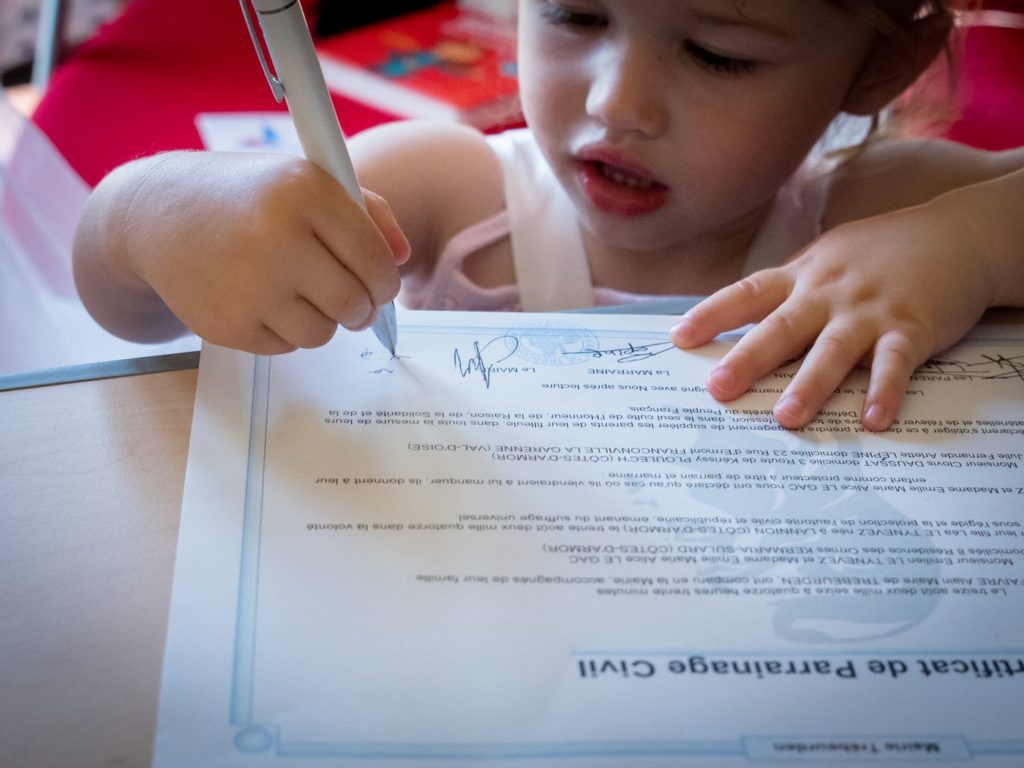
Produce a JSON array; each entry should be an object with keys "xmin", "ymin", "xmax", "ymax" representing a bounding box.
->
[{"xmin": 508, "ymin": 320, "xmax": 600, "ymax": 366}]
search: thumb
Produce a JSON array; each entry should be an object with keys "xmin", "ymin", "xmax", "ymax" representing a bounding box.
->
[{"xmin": 362, "ymin": 188, "xmax": 411, "ymax": 265}]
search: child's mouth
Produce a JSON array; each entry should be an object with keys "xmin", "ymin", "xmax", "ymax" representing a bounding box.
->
[{"xmin": 578, "ymin": 160, "xmax": 668, "ymax": 216}]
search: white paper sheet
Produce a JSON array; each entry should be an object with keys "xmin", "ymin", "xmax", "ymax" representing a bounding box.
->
[
  {"xmin": 195, "ymin": 112, "xmax": 303, "ymax": 155},
  {"xmin": 155, "ymin": 310, "xmax": 1024, "ymax": 767}
]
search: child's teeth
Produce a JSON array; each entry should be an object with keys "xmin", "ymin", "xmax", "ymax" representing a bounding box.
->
[{"xmin": 601, "ymin": 163, "xmax": 652, "ymax": 189}]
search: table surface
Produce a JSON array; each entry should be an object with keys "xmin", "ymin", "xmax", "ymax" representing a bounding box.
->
[{"xmin": 0, "ymin": 367, "xmax": 197, "ymax": 768}]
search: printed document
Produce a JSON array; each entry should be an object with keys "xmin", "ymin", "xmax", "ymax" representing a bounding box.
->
[{"xmin": 154, "ymin": 310, "xmax": 1024, "ymax": 767}]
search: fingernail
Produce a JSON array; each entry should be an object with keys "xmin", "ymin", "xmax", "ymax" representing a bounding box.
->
[
  {"xmin": 708, "ymin": 366, "xmax": 736, "ymax": 397},
  {"xmin": 864, "ymin": 403, "xmax": 888, "ymax": 430},
  {"xmin": 774, "ymin": 394, "xmax": 805, "ymax": 424},
  {"xmin": 395, "ymin": 234, "xmax": 412, "ymax": 263}
]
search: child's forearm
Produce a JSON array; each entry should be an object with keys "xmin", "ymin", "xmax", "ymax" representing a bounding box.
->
[
  {"xmin": 930, "ymin": 162, "xmax": 1024, "ymax": 310},
  {"xmin": 73, "ymin": 154, "xmax": 191, "ymax": 343}
]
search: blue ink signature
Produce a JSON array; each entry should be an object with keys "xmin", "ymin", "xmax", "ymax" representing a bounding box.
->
[
  {"xmin": 563, "ymin": 340, "xmax": 676, "ymax": 364},
  {"xmin": 454, "ymin": 335, "xmax": 520, "ymax": 388},
  {"xmin": 919, "ymin": 353, "xmax": 1024, "ymax": 382}
]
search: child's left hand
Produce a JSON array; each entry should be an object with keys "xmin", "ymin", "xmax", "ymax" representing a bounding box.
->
[{"xmin": 670, "ymin": 201, "xmax": 997, "ymax": 431}]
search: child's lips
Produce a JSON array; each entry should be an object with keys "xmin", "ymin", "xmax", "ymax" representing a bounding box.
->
[{"xmin": 574, "ymin": 148, "xmax": 668, "ymax": 216}]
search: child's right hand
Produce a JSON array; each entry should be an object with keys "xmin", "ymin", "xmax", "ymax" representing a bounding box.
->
[{"xmin": 74, "ymin": 151, "xmax": 409, "ymax": 353}]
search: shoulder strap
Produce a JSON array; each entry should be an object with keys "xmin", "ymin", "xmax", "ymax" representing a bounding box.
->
[{"xmin": 488, "ymin": 130, "xmax": 594, "ymax": 311}]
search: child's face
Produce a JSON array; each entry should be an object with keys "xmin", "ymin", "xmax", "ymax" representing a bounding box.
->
[{"xmin": 517, "ymin": 0, "xmax": 880, "ymax": 255}]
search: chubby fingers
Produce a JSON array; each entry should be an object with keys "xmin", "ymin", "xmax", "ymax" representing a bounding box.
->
[
  {"xmin": 678, "ymin": 300, "xmax": 927, "ymax": 432},
  {"xmin": 670, "ymin": 269, "xmax": 829, "ymax": 408},
  {"xmin": 269, "ymin": 276, "xmax": 374, "ymax": 352},
  {"xmin": 769, "ymin": 321, "xmax": 875, "ymax": 428},
  {"xmin": 255, "ymin": 192, "xmax": 407, "ymax": 353},
  {"xmin": 671, "ymin": 270, "xmax": 793, "ymax": 349},
  {"xmin": 860, "ymin": 330, "xmax": 929, "ymax": 431},
  {"xmin": 316, "ymin": 193, "xmax": 403, "ymax": 308},
  {"xmin": 773, "ymin": 326, "xmax": 929, "ymax": 431},
  {"xmin": 704, "ymin": 299, "xmax": 828, "ymax": 406},
  {"xmin": 363, "ymin": 189, "xmax": 411, "ymax": 266},
  {"xmin": 269, "ymin": 185, "xmax": 404, "ymax": 345}
]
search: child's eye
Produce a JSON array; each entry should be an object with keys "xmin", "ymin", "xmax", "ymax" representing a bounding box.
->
[
  {"xmin": 540, "ymin": 1, "xmax": 607, "ymax": 29},
  {"xmin": 683, "ymin": 41, "xmax": 756, "ymax": 76}
]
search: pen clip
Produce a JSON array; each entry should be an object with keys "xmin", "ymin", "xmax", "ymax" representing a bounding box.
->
[{"xmin": 240, "ymin": 0, "xmax": 285, "ymax": 102}]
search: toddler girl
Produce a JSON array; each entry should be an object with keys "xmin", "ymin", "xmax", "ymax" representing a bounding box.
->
[{"xmin": 73, "ymin": 0, "xmax": 1024, "ymax": 429}]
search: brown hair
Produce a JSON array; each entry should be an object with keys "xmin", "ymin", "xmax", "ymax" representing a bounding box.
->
[
  {"xmin": 814, "ymin": 0, "xmax": 966, "ymax": 159},
  {"xmin": 839, "ymin": 0, "xmax": 966, "ymax": 139}
]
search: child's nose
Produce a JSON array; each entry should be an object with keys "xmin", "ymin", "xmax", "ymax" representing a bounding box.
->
[{"xmin": 585, "ymin": 44, "xmax": 668, "ymax": 137}]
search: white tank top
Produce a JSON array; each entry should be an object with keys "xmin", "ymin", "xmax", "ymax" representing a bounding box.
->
[{"xmin": 401, "ymin": 128, "xmax": 833, "ymax": 313}]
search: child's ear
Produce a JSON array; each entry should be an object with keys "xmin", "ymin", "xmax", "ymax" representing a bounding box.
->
[{"xmin": 841, "ymin": 12, "xmax": 953, "ymax": 116}]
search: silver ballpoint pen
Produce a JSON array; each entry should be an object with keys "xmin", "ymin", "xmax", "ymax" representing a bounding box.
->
[{"xmin": 241, "ymin": 0, "xmax": 398, "ymax": 355}]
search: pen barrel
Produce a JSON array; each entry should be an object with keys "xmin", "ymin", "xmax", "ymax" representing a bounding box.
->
[{"xmin": 254, "ymin": 0, "xmax": 366, "ymax": 208}]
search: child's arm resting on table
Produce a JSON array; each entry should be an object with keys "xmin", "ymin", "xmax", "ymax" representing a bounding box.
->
[
  {"xmin": 672, "ymin": 145, "xmax": 1024, "ymax": 431},
  {"xmin": 72, "ymin": 150, "xmax": 409, "ymax": 353}
]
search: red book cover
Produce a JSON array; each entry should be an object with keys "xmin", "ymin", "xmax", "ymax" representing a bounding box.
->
[{"xmin": 315, "ymin": 2, "xmax": 522, "ymax": 131}]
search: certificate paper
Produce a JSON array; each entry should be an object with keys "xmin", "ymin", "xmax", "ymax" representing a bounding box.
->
[{"xmin": 154, "ymin": 311, "xmax": 1024, "ymax": 767}]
